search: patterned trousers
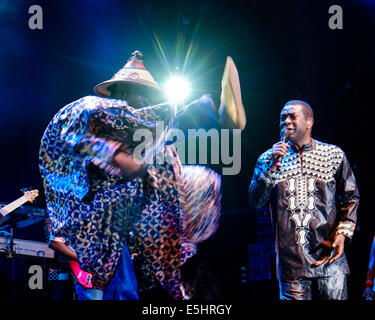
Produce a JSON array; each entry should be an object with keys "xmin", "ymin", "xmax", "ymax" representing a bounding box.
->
[{"xmin": 279, "ymin": 275, "xmax": 348, "ymax": 300}]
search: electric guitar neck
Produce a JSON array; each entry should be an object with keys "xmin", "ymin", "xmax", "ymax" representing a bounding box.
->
[{"xmin": 0, "ymin": 189, "xmax": 39, "ymax": 223}]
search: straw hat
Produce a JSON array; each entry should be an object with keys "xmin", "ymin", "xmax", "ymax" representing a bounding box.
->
[{"xmin": 94, "ymin": 50, "xmax": 162, "ymax": 98}]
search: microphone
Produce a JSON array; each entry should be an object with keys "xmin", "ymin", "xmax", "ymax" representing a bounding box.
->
[{"xmin": 275, "ymin": 129, "xmax": 289, "ymax": 170}]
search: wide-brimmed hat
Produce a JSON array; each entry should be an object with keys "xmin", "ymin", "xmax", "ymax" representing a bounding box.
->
[{"xmin": 94, "ymin": 50, "xmax": 162, "ymax": 98}]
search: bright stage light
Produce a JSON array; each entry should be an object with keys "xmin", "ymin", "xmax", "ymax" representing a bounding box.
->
[{"xmin": 163, "ymin": 76, "xmax": 191, "ymax": 103}]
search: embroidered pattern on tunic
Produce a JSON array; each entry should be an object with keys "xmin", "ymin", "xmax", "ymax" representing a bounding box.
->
[{"xmin": 257, "ymin": 142, "xmax": 346, "ymax": 246}]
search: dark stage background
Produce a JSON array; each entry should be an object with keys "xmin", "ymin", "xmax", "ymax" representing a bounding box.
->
[{"xmin": 0, "ymin": 0, "xmax": 374, "ymax": 301}]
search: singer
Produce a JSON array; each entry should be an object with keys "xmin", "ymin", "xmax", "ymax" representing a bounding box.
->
[{"xmin": 248, "ymin": 100, "xmax": 360, "ymax": 300}]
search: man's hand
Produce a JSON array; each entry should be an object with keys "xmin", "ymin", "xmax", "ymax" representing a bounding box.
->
[
  {"xmin": 312, "ymin": 234, "xmax": 346, "ymax": 267},
  {"xmin": 50, "ymin": 238, "xmax": 77, "ymax": 261},
  {"xmin": 271, "ymin": 141, "xmax": 290, "ymax": 170},
  {"xmin": 113, "ymin": 151, "xmax": 147, "ymax": 181}
]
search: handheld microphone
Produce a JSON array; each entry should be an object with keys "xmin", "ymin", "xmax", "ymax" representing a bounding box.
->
[{"xmin": 275, "ymin": 129, "xmax": 289, "ymax": 170}]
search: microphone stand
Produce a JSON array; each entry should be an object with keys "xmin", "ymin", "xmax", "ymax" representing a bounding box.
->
[
  {"xmin": 0, "ymin": 228, "xmax": 16, "ymax": 299},
  {"xmin": 4, "ymin": 225, "xmax": 17, "ymax": 300},
  {"xmin": 10, "ymin": 227, "xmax": 16, "ymax": 300}
]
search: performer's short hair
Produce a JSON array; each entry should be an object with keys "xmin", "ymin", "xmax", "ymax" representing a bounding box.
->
[{"xmin": 284, "ymin": 100, "xmax": 314, "ymax": 121}]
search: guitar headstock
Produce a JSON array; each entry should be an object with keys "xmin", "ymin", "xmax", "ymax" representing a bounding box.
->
[{"xmin": 22, "ymin": 189, "xmax": 39, "ymax": 203}]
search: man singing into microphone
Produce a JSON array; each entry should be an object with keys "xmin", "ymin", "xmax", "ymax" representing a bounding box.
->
[{"xmin": 248, "ymin": 100, "xmax": 359, "ymax": 300}]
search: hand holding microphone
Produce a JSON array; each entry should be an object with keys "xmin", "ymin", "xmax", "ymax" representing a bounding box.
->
[{"xmin": 271, "ymin": 129, "xmax": 290, "ymax": 171}]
